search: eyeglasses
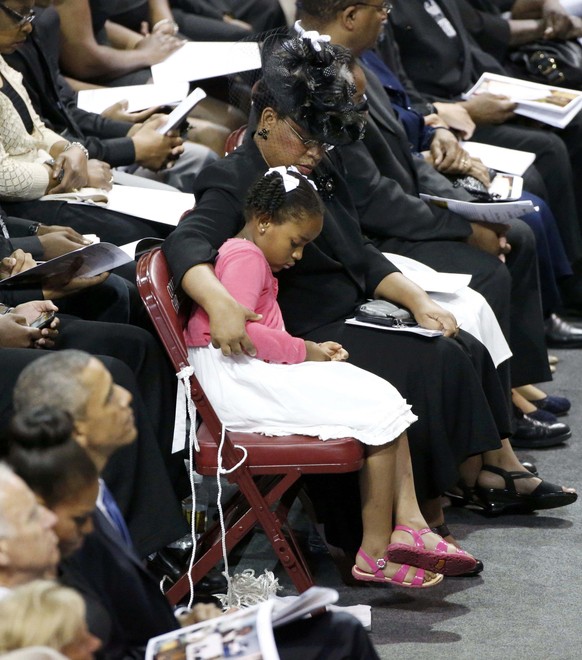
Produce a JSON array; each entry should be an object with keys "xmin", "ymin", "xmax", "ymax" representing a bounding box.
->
[
  {"xmin": 283, "ymin": 119, "xmax": 334, "ymax": 153},
  {"xmin": 0, "ymin": 3, "xmax": 35, "ymax": 27},
  {"xmin": 352, "ymin": 1, "xmax": 392, "ymax": 15}
]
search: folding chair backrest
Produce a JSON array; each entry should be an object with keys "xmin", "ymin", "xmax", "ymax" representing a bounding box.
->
[
  {"xmin": 224, "ymin": 125, "xmax": 247, "ymax": 155},
  {"xmin": 136, "ymin": 247, "xmax": 190, "ymax": 374}
]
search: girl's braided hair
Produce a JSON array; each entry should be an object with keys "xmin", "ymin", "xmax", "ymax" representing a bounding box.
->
[{"xmin": 244, "ymin": 169, "xmax": 324, "ymax": 225}]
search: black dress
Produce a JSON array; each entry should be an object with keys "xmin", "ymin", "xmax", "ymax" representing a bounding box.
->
[{"xmin": 164, "ymin": 137, "xmax": 512, "ymax": 509}]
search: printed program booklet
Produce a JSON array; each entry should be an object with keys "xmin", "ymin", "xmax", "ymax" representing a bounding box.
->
[
  {"xmin": 463, "ymin": 72, "xmax": 582, "ymax": 128},
  {"xmin": 0, "ymin": 242, "xmax": 132, "ymax": 286},
  {"xmin": 145, "ymin": 586, "xmax": 339, "ymax": 660},
  {"xmin": 419, "ymin": 194, "xmax": 535, "ymax": 225}
]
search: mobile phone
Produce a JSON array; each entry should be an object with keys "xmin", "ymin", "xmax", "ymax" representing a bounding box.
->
[{"xmin": 30, "ymin": 311, "xmax": 56, "ymax": 329}]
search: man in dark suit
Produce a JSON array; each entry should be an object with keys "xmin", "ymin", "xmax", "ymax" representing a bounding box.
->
[
  {"xmin": 295, "ymin": 3, "xmax": 568, "ymax": 395},
  {"xmin": 388, "ymin": 0, "xmax": 582, "ymax": 269}
]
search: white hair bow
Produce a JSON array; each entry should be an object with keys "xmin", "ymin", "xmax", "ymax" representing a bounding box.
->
[
  {"xmin": 294, "ymin": 21, "xmax": 331, "ymax": 52},
  {"xmin": 265, "ymin": 166, "xmax": 317, "ymax": 192}
]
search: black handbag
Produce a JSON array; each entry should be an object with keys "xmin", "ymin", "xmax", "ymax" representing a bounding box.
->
[
  {"xmin": 508, "ymin": 40, "xmax": 582, "ymax": 88},
  {"xmin": 355, "ymin": 300, "xmax": 417, "ymax": 328},
  {"xmin": 446, "ymin": 169, "xmax": 500, "ymax": 202}
]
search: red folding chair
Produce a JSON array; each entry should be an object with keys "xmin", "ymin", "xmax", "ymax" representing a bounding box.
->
[
  {"xmin": 224, "ymin": 125, "xmax": 247, "ymax": 155},
  {"xmin": 136, "ymin": 248, "xmax": 364, "ymax": 604}
]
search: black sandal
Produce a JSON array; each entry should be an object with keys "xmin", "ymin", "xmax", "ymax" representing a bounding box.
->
[{"xmin": 475, "ymin": 464, "xmax": 578, "ymax": 514}]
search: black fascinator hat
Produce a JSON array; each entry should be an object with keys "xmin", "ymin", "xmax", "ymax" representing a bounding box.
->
[{"xmin": 254, "ymin": 34, "xmax": 366, "ymax": 146}]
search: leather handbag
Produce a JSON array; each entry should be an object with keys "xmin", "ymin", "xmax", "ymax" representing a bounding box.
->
[
  {"xmin": 447, "ymin": 171, "xmax": 500, "ymax": 202},
  {"xmin": 355, "ymin": 300, "xmax": 417, "ymax": 327},
  {"xmin": 508, "ymin": 40, "xmax": 582, "ymax": 88}
]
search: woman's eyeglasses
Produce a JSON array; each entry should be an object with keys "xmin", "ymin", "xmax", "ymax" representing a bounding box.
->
[
  {"xmin": 283, "ymin": 119, "xmax": 334, "ymax": 153},
  {"xmin": 0, "ymin": 3, "xmax": 35, "ymax": 27}
]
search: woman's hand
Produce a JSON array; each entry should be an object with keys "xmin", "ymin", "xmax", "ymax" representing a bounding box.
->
[
  {"xmin": 468, "ymin": 222, "xmax": 511, "ymax": 262},
  {"xmin": 133, "ymin": 32, "xmax": 183, "ymax": 64},
  {"xmin": 48, "ymin": 146, "xmax": 90, "ymax": 194},
  {"xmin": 432, "ymin": 102, "xmax": 476, "ymax": 139},
  {"xmin": 462, "ymin": 93, "xmax": 517, "ymax": 125},
  {"xmin": 208, "ymin": 299, "xmax": 262, "ymax": 357},
  {"xmin": 0, "ymin": 249, "xmax": 36, "ymax": 279},
  {"xmin": 38, "ymin": 228, "xmax": 91, "ymax": 259},
  {"xmin": 87, "ymin": 159, "xmax": 114, "ymax": 191},
  {"xmin": 131, "ymin": 118, "xmax": 184, "ymax": 170},
  {"xmin": 466, "ymin": 158, "xmax": 492, "ymax": 187},
  {"xmin": 412, "ymin": 300, "xmax": 459, "ymax": 338}
]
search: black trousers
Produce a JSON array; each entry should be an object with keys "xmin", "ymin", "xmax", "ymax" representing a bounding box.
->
[
  {"xmin": 276, "ymin": 611, "xmax": 380, "ymax": 660},
  {"xmin": 1, "ymin": 199, "xmax": 172, "ymax": 246},
  {"xmin": 474, "ymin": 121, "xmax": 582, "ymax": 264}
]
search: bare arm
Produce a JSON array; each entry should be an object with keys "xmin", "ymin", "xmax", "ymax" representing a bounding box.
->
[
  {"xmin": 147, "ymin": 0, "xmax": 178, "ymax": 33},
  {"xmin": 54, "ymin": 0, "xmax": 181, "ymax": 82},
  {"xmin": 373, "ymin": 272, "xmax": 459, "ymax": 337},
  {"xmin": 511, "ymin": 0, "xmax": 582, "ymax": 36},
  {"xmin": 105, "ymin": 20, "xmax": 143, "ymax": 49}
]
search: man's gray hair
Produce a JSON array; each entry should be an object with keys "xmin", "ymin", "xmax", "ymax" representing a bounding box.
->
[{"xmin": 13, "ymin": 350, "xmax": 93, "ymax": 420}]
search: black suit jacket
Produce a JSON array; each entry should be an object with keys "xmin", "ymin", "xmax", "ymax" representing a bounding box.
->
[
  {"xmin": 349, "ymin": 62, "xmax": 473, "ymax": 248},
  {"xmin": 390, "ymin": 0, "xmax": 505, "ymax": 99},
  {"xmin": 60, "ymin": 509, "xmax": 178, "ymax": 660},
  {"xmin": 4, "ymin": 7, "xmax": 136, "ymax": 167}
]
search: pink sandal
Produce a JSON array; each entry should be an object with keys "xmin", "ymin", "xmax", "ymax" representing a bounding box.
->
[
  {"xmin": 386, "ymin": 525, "xmax": 477, "ymax": 576},
  {"xmin": 351, "ymin": 547, "xmax": 444, "ymax": 588}
]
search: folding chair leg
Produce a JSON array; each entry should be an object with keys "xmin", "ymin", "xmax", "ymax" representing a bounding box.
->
[{"xmin": 166, "ymin": 469, "xmax": 315, "ymax": 605}]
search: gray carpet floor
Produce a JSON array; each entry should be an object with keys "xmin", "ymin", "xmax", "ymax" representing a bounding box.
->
[{"xmin": 226, "ymin": 346, "xmax": 582, "ymax": 659}]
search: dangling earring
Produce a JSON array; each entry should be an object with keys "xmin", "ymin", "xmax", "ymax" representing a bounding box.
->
[{"xmin": 257, "ymin": 128, "xmax": 270, "ymax": 140}]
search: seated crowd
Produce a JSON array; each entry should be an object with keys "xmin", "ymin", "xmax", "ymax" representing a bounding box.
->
[{"xmin": 0, "ymin": 0, "xmax": 580, "ymax": 657}]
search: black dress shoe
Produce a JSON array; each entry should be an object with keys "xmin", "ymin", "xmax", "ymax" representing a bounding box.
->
[
  {"xmin": 511, "ymin": 414, "xmax": 571, "ymax": 449},
  {"xmin": 545, "ymin": 313, "xmax": 582, "ymax": 348}
]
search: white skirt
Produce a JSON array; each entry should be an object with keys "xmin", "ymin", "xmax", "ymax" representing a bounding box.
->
[{"xmin": 188, "ymin": 345, "xmax": 417, "ymax": 447}]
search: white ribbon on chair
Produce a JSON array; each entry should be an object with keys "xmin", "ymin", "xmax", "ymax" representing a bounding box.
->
[{"xmin": 172, "ymin": 366, "xmax": 199, "ymax": 454}]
